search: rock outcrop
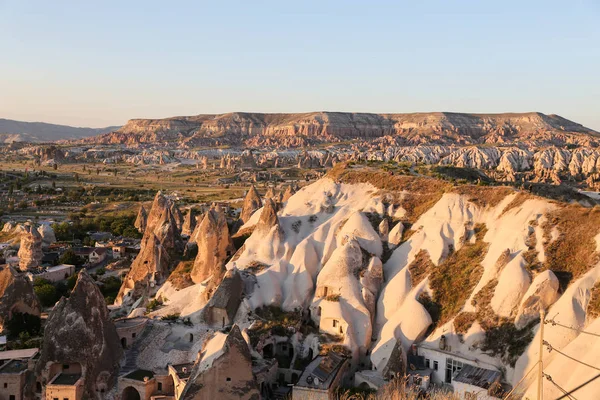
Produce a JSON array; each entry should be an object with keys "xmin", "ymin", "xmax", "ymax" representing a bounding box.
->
[
  {"xmin": 35, "ymin": 270, "xmax": 122, "ymax": 398},
  {"xmin": 134, "ymin": 205, "xmax": 147, "ymax": 233},
  {"xmin": 0, "ymin": 265, "xmax": 41, "ymax": 331},
  {"xmin": 190, "ymin": 209, "xmax": 234, "ymax": 284},
  {"xmin": 181, "ymin": 325, "xmax": 259, "ymax": 400},
  {"xmin": 144, "ymin": 192, "xmax": 183, "ymax": 255},
  {"xmin": 239, "ymin": 185, "xmax": 262, "ymax": 223},
  {"xmin": 181, "ymin": 209, "xmax": 198, "ymax": 236},
  {"xmin": 37, "ymin": 224, "xmax": 56, "ymax": 249},
  {"xmin": 116, "ymin": 192, "xmax": 182, "ymax": 305},
  {"xmin": 18, "ymin": 224, "xmax": 43, "ymax": 271}
]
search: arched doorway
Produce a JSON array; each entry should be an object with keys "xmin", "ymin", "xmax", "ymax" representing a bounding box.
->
[
  {"xmin": 121, "ymin": 337, "xmax": 127, "ymax": 349},
  {"xmin": 263, "ymin": 343, "xmax": 274, "ymax": 358},
  {"xmin": 122, "ymin": 386, "xmax": 141, "ymax": 400}
]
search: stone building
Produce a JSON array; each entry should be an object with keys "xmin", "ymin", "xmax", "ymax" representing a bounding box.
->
[
  {"xmin": 0, "ymin": 348, "xmax": 38, "ymax": 400},
  {"xmin": 118, "ymin": 369, "xmax": 175, "ymax": 400},
  {"xmin": 181, "ymin": 325, "xmax": 259, "ymax": 400},
  {"xmin": 292, "ymin": 352, "xmax": 350, "ymax": 400}
]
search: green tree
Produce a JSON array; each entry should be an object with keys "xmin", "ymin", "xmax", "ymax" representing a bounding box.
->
[
  {"xmin": 34, "ymin": 283, "xmax": 57, "ymax": 307},
  {"xmin": 59, "ymin": 249, "xmax": 81, "ymax": 266}
]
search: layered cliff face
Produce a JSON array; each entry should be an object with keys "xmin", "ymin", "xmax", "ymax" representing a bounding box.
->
[
  {"xmin": 18, "ymin": 224, "xmax": 43, "ymax": 271},
  {"xmin": 36, "ymin": 270, "xmax": 122, "ymax": 398},
  {"xmin": 79, "ymin": 111, "xmax": 599, "ymax": 147},
  {"xmin": 0, "ymin": 265, "xmax": 41, "ymax": 331}
]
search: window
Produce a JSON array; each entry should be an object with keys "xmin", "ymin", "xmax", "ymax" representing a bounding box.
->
[
  {"xmin": 10, "ymin": 396, "xmax": 15, "ymax": 400},
  {"xmin": 3, "ymin": 383, "xmax": 7, "ymax": 388},
  {"xmin": 53, "ymin": 398, "xmax": 59, "ymax": 400},
  {"xmin": 132, "ymin": 332, "xmax": 136, "ymax": 338},
  {"xmin": 158, "ymin": 382, "xmax": 162, "ymax": 391},
  {"xmin": 425, "ymin": 358, "xmax": 430, "ymax": 368},
  {"xmin": 433, "ymin": 361, "xmax": 439, "ymax": 371},
  {"xmin": 445, "ymin": 358, "xmax": 463, "ymax": 383},
  {"xmin": 226, "ymin": 377, "xmax": 231, "ymax": 382},
  {"xmin": 333, "ymin": 320, "xmax": 338, "ymax": 327},
  {"xmin": 317, "ymin": 306, "xmax": 322, "ymax": 316},
  {"xmin": 323, "ymin": 286, "xmax": 329, "ymax": 297},
  {"xmin": 64, "ymin": 398, "xmax": 69, "ymax": 400},
  {"xmin": 63, "ymin": 364, "xmax": 69, "ymax": 370}
]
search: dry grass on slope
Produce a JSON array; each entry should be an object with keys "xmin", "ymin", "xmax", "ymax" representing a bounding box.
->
[
  {"xmin": 166, "ymin": 260, "xmax": 194, "ymax": 290},
  {"xmin": 452, "ymin": 185, "xmax": 514, "ymax": 209},
  {"xmin": 408, "ymin": 250, "xmax": 434, "ymax": 287},
  {"xmin": 327, "ymin": 163, "xmax": 451, "ymax": 223},
  {"xmin": 428, "ymin": 224, "xmax": 488, "ymax": 327},
  {"xmin": 587, "ymin": 282, "xmax": 600, "ymax": 320},
  {"xmin": 332, "ymin": 378, "xmax": 459, "ymax": 400},
  {"xmin": 543, "ymin": 205, "xmax": 600, "ymax": 290}
]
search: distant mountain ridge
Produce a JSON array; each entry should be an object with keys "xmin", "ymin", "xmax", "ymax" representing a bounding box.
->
[
  {"xmin": 0, "ymin": 118, "xmax": 120, "ymax": 143},
  {"xmin": 77, "ymin": 111, "xmax": 600, "ymax": 148}
]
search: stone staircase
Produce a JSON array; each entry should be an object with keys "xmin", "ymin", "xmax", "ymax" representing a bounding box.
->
[{"xmin": 120, "ymin": 322, "xmax": 153, "ymax": 375}]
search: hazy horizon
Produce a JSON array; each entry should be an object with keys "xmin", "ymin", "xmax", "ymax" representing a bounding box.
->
[{"xmin": 1, "ymin": 0, "xmax": 599, "ymax": 130}]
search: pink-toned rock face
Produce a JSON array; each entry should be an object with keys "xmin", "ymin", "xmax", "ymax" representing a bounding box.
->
[
  {"xmin": 0, "ymin": 265, "xmax": 41, "ymax": 331},
  {"xmin": 77, "ymin": 111, "xmax": 599, "ymax": 148},
  {"xmin": 191, "ymin": 209, "xmax": 234, "ymax": 284},
  {"xmin": 239, "ymin": 185, "xmax": 262, "ymax": 224},
  {"xmin": 18, "ymin": 224, "xmax": 43, "ymax": 271},
  {"xmin": 116, "ymin": 191, "xmax": 183, "ymax": 305},
  {"xmin": 134, "ymin": 205, "xmax": 147, "ymax": 233}
]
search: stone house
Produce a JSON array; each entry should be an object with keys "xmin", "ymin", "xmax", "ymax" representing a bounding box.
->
[
  {"xmin": 114, "ymin": 317, "xmax": 148, "ymax": 349},
  {"xmin": 452, "ymin": 365, "xmax": 503, "ymax": 400},
  {"xmin": 292, "ymin": 352, "xmax": 350, "ymax": 400},
  {"xmin": 118, "ymin": 369, "xmax": 175, "ymax": 400},
  {"xmin": 45, "ymin": 372, "xmax": 84, "ymax": 400}
]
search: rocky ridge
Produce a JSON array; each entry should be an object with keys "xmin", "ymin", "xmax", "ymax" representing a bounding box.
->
[{"xmin": 35, "ymin": 270, "xmax": 122, "ymax": 398}]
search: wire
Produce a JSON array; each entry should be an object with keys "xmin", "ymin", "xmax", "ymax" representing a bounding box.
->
[
  {"xmin": 502, "ymin": 361, "xmax": 539, "ymax": 399},
  {"xmin": 543, "ymin": 373, "xmax": 578, "ymax": 400},
  {"xmin": 545, "ymin": 317, "xmax": 600, "ymax": 338},
  {"xmin": 543, "ymin": 341, "xmax": 600, "ymax": 372}
]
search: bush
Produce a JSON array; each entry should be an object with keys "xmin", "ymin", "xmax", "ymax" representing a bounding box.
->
[
  {"xmin": 34, "ymin": 283, "xmax": 58, "ymax": 308},
  {"xmin": 5, "ymin": 312, "xmax": 42, "ymax": 340}
]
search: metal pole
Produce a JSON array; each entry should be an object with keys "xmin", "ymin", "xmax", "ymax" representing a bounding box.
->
[{"xmin": 538, "ymin": 309, "xmax": 546, "ymax": 400}]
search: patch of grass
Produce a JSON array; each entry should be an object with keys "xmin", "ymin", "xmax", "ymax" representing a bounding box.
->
[
  {"xmin": 325, "ymin": 294, "xmax": 341, "ymax": 302},
  {"xmin": 166, "ymin": 260, "xmax": 194, "ymax": 290},
  {"xmin": 245, "ymin": 260, "xmax": 270, "ymax": 274},
  {"xmin": 453, "ymin": 312, "xmax": 477, "ymax": 334},
  {"xmin": 587, "ymin": 282, "xmax": 600, "ymax": 320},
  {"xmin": 247, "ymin": 306, "xmax": 303, "ymax": 346},
  {"xmin": 543, "ymin": 205, "xmax": 600, "ymax": 291},
  {"xmin": 452, "ymin": 185, "xmax": 514, "ymax": 208},
  {"xmin": 408, "ymin": 250, "xmax": 434, "ymax": 287},
  {"xmin": 429, "ymin": 224, "xmax": 488, "ymax": 326}
]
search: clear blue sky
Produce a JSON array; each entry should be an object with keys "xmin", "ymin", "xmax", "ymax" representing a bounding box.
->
[{"xmin": 1, "ymin": 0, "xmax": 599, "ymax": 130}]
